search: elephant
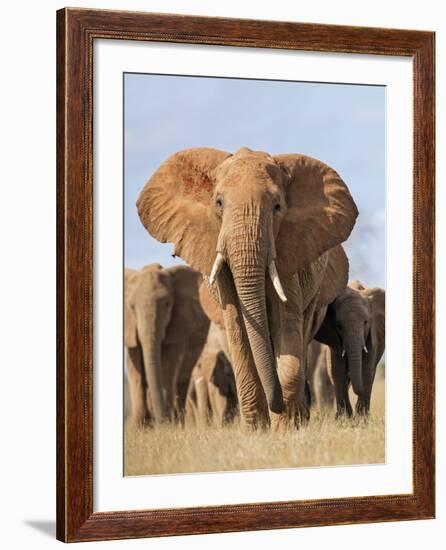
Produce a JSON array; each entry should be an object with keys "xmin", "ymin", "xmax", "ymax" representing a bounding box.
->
[
  {"xmin": 137, "ymin": 147, "xmax": 358, "ymax": 429},
  {"xmin": 306, "ymin": 340, "xmax": 335, "ymax": 411},
  {"xmin": 124, "ymin": 263, "xmax": 210, "ymax": 425},
  {"xmin": 185, "ymin": 321, "xmax": 237, "ymax": 427},
  {"xmin": 315, "ymin": 280, "xmax": 385, "ymax": 416}
]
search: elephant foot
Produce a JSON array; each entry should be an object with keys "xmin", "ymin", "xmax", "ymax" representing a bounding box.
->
[
  {"xmin": 270, "ymin": 403, "xmax": 310, "ymax": 432},
  {"xmin": 293, "ymin": 405, "xmax": 310, "ymax": 428},
  {"xmin": 355, "ymin": 399, "xmax": 370, "ymax": 417},
  {"xmin": 130, "ymin": 413, "xmax": 152, "ymax": 429},
  {"xmin": 240, "ymin": 413, "xmax": 270, "ymax": 431},
  {"xmin": 335, "ymin": 402, "xmax": 353, "ymax": 419},
  {"xmin": 270, "ymin": 411, "xmax": 289, "ymax": 432},
  {"xmin": 238, "ymin": 402, "xmax": 270, "ymax": 430}
]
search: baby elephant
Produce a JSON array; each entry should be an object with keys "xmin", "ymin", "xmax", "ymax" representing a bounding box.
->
[
  {"xmin": 315, "ymin": 280, "xmax": 385, "ymax": 416},
  {"xmin": 124, "ymin": 263, "xmax": 209, "ymax": 426},
  {"xmin": 185, "ymin": 322, "xmax": 237, "ymax": 427}
]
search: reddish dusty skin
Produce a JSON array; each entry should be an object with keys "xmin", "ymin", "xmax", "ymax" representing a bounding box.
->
[{"xmin": 137, "ymin": 147, "xmax": 358, "ymax": 429}]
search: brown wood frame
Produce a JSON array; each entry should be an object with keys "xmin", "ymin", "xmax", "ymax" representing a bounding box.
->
[{"xmin": 56, "ymin": 7, "xmax": 435, "ymax": 543}]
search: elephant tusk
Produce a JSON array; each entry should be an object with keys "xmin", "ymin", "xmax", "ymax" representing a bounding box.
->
[
  {"xmin": 209, "ymin": 252, "xmax": 225, "ymax": 285},
  {"xmin": 341, "ymin": 349, "xmax": 346, "ymax": 357},
  {"xmin": 268, "ymin": 260, "xmax": 287, "ymax": 303},
  {"xmin": 363, "ymin": 345, "xmax": 368, "ymax": 354}
]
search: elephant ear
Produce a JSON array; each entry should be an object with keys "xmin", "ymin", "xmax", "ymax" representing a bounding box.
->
[
  {"xmin": 165, "ymin": 265, "xmax": 210, "ymax": 347},
  {"xmin": 273, "ymin": 154, "xmax": 358, "ymax": 275},
  {"xmin": 317, "ymin": 245, "xmax": 349, "ymax": 309},
  {"xmin": 364, "ymin": 287, "xmax": 385, "ymax": 362},
  {"xmin": 313, "ymin": 246, "xmax": 349, "ymax": 347},
  {"xmin": 137, "ymin": 148, "xmax": 231, "ymax": 275},
  {"xmin": 124, "ymin": 268, "xmax": 138, "ymax": 348},
  {"xmin": 167, "ymin": 265, "xmax": 201, "ymax": 303}
]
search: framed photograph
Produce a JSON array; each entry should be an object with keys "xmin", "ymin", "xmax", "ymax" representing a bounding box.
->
[{"xmin": 56, "ymin": 8, "xmax": 435, "ymax": 542}]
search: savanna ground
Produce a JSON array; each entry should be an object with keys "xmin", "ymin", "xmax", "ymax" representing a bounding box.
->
[{"xmin": 124, "ymin": 368, "xmax": 385, "ymax": 476}]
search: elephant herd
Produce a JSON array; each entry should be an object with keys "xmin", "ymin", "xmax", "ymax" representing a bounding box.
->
[{"xmin": 125, "ymin": 147, "xmax": 385, "ymax": 431}]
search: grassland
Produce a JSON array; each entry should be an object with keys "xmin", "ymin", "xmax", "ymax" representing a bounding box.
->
[{"xmin": 124, "ymin": 374, "xmax": 385, "ymax": 476}]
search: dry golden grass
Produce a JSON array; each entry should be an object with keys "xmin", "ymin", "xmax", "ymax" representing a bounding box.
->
[{"xmin": 124, "ymin": 375, "xmax": 385, "ymax": 476}]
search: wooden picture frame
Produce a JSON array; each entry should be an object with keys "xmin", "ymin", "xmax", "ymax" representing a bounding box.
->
[{"xmin": 56, "ymin": 7, "xmax": 435, "ymax": 542}]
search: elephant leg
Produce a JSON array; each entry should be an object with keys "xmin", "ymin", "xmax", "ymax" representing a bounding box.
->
[
  {"xmin": 184, "ymin": 376, "xmax": 198, "ymax": 426},
  {"xmin": 356, "ymin": 359, "xmax": 376, "ymax": 416},
  {"xmin": 356, "ymin": 395, "xmax": 370, "ymax": 416},
  {"xmin": 329, "ymin": 350, "xmax": 353, "ymax": 418},
  {"xmin": 356, "ymin": 381, "xmax": 373, "ymax": 416},
  {"xmin": 208, "ymin": 382, "xmax": 228, "ymax": 427},
  {"xmin": 217, "ymin": 275, "xmax": 269, "ymax": 430},
  {"xmin": 195, "ymin": 376, "xmax": 210, "ymax": 427},
  {"xmin": 176, "ymin": 350, "xmax": 196, "ymax": 419},
  {"xmin": 266, "ymin": 277, "xmax": 306, "ymax": 430},
  {"xmin": 161, "ymin": 341, "xmax": 185, "ymax": 421},
  {"xmin": 176, "ymin": 378, "xmax": 190, "ymax": 420},
  {"xmin": 271, "ymin": 284, "xmax": 326, "ymax": 429},
  {"xmin": 271, "ymin": 331, "xmax": 308, "ymax": 431},
  {"xmin": 126, "ymin": 346, "xmax": 150, "ymax": 426},
  {"xmin": 305, "ymin": 353, "xmax": 316, "ymax": 409},
  {"xmin": 315, "ymin": 355, "xmax": 335, "ymax": 411}
]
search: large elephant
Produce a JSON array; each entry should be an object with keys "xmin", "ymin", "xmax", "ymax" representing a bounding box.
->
[
  {"xmin": 185, "ymin": 321, "xmax": 237, "ymax": 427},
  {"xmin": 137, "ymin": 147, "xmax": 358, "ymax": 429},
  {"xmin": 124, "ymin": 263, "xmax": 209, "ymax": 425},
  {"xmin": 315, "ymin": 280, "xmax": 385, "ymax": 416}
]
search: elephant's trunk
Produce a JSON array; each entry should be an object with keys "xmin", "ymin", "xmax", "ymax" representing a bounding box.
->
[
  {"xmin": 343, "ymin": 327, "xmax": 364, "ymax": 396},
  {"xmin": 140, "ymin": 318, "xmax": 167, "ymax": 423},
  {"xmin": 223, "ymin": 213, "xmax": 284, "ymax": 414}
]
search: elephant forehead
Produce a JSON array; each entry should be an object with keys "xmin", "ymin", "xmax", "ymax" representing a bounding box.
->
[
  {"xmin": 219, "ymin": 151, "xmax": 279, "ymax": 177},
  {"xmin": 217, "ymin": 167, "xmax": 282, "ymax": 198},
  {"xmin": 336, "ymin": 293, "xmax": 369, "ymax": 317},
  {"xmin": 221, "ymin": 181, "xmax": 279, "ymax": 204},
  {"xmin": 232, "ymin": 147, "xmax": 275, "ymax": 162},
  {"xmin": 338, "ymin": 305, "xmax": 370, "ymax": 326},
  {"xmin": 138, "ymin": 286, "xmax": 171, "ymax": 304},
  {"xmin": 138, "ymin": 269, "xmax": 172, "ymax": 297}
]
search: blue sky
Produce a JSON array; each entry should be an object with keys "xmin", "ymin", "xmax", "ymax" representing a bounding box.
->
[{"xmin": 124, "ymin": 73, "xmax": 385, "ymax": 288}]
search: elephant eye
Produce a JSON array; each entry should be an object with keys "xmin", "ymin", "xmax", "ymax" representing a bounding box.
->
[
  {"xmin": 215, "ymin": 196, "xmax": 223, "ymax": 209},
  {"xmin": 274, "ymin": 202, "xmax": 281, "ymax": 212}
]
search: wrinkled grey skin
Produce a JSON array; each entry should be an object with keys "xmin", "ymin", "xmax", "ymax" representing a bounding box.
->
[
  {"xmin": 185, "ymin": 322, "xmax": 237, "ymax": 427},
  {"xmin": 124, "ymin": 263, "xmax": 209, "ymax": 425},
  {"xmin": 315, "ymin": 281, "xmax": 385, "ymax": 417}
]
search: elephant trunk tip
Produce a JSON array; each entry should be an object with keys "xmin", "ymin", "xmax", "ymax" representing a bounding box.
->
[
  {"xmin": 351, "ymin": 380, "xmax": 363, "ymax": 397},
  {"xmin": 350, "ymin": 359, "xmax": 363, "ymax": 396},
  {"xmin": 269, "ymin": 392, "xmax": 285, "ymax": 414}
]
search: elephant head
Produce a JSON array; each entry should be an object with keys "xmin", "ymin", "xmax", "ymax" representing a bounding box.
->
[
  {"xmin": 328, "ymin": 286, "xmax": 371, "ymax": 396},
  {"xmin": 137, "ymin": 147, "xmax": 358, "ymax": 416},
  {"xmin": 356, "ymin": 284, "xmax": 385, "ymax": 413},
  {"xmin": 124, "ymin": 264, "xmax": 175, "ymax": 423},
  {"xmin": 316, "ymin": 280, "xmax": 385, "ymax": 412}
]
